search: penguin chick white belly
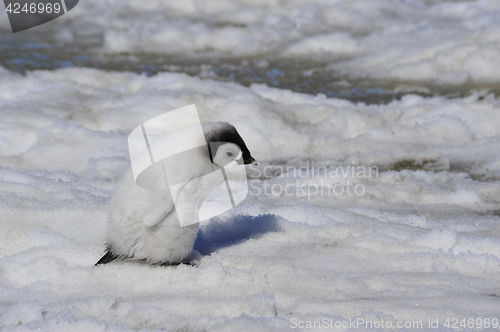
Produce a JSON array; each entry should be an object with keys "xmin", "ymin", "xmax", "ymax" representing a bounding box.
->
[{"xmin": 105, "ymin": 168, "xmax": 215, "ymax": 265}]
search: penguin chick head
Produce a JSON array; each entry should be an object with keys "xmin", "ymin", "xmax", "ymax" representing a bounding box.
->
[{"xmin": 203, "ymin": 122, "xmax": 257, "ymax": 165}]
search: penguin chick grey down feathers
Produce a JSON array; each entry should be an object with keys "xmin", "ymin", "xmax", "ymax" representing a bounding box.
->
[{"xmin": 95, "ymin": 122, "xmax": 256, "ymax": 266}]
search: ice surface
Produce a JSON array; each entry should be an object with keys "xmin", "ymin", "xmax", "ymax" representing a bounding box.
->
[
  {"xmin": 0, "ymin": 66, "xmax": 499, "ymax": 330},
  {"xmin": 2, "ymin": 0, "xmax": 500, "ymax": 88}
]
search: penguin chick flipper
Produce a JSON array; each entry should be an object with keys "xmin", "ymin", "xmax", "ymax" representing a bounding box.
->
[
  {"xmin": 143, "ymin": 177, "xmax": 177, "ymax": 227},
  {"xmin": 95, "ymin": 247, "xmax": 120, "ymax": 266}
]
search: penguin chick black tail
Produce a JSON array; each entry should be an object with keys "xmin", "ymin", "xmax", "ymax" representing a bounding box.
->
[{"xmin": 95, "ymin": 246, "xmax": 119, "ymax": 266}]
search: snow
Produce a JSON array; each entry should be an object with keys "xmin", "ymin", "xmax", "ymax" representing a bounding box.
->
[
  {"xmin": 1, "ymin": 0, "xmax": 500, "ymax": 330},
  {"xmin": 0, "ymin": 67, "xmax": 499, "ymax": 331}
]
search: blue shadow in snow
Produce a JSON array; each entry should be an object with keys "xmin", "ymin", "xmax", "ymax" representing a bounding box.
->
[{"xmin": 194, "ymin": 214, "xmax": 282, "ymax": 256}]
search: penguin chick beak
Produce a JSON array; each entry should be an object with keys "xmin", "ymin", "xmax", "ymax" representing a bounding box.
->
[{"xmin": 244, "ymin": 157, "xmax": 257, "ymax": 165}]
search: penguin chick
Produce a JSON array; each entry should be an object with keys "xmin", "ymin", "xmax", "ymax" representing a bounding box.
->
[{"xmin": 96, "ymin": 122, "xmax": 256, "ymax": 266}]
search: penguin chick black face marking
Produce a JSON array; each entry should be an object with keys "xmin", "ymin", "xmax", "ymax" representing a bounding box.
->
[{"xmin": 202, "ymin": 122, "xmax": 257, "ymax": 165}]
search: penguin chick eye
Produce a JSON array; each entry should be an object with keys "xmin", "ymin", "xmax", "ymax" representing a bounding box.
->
[{"xmin": 227, "ymin": 152, "xmax": 234, "ymax": 157}]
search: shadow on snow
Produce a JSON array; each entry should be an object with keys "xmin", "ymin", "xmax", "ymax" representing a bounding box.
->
[{"xmin": 194, "ymin": 214, "xmax": 282, "ymax": 256}]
